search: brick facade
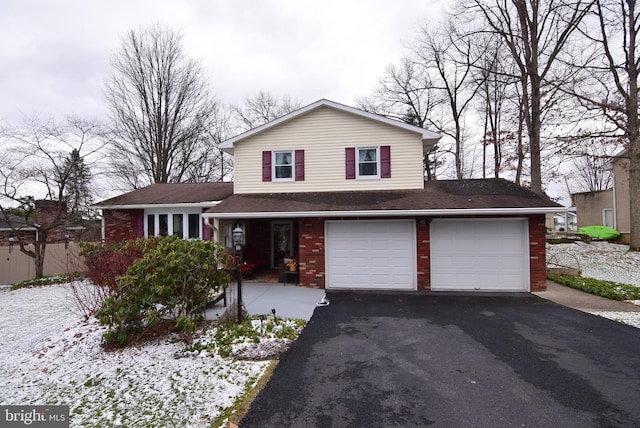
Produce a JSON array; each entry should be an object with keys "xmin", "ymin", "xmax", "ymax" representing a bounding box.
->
[
  {"xmin": 298, "ymin": 218, "xmax": 326, "ymax": 289},
  {"xmin": 296, "ymin": 215, "xmax": 548, "ymax": 291},
  {"xmin": 103, "ymin": 209, "xmax": 144, "ymax": 242},
  {"xmin": 416, "ymin": 219, "xmax": 431, "ymax": 290},
  {"xmin": 528, "ymin": 214, "xmax": 548, "ymax": 292}
]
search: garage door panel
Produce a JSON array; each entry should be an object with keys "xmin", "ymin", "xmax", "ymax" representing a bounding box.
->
[
  {"xmin": 430, "ymin": 219, "xmax": 529, "ymax": 292},
  {"xmin": 326, "ymin": 220, "xmax": 416, "ymax": 290}
]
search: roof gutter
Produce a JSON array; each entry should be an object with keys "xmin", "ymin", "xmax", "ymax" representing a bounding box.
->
[{"xmin": 202, "ymin": 206, "xmax": 566, "ymax": 220}]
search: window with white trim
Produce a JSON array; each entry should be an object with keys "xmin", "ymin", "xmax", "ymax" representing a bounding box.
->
[
  {"xmin": 146, "ymin": 209, "xmax": 202, "ymax": 239},
  {"xmin": 357, "ymin": 147, "xmax": 379, "ymax": 178},
  {"xmin": 273, "ymin": 150, "xmax": 294, "ymax": 180}
]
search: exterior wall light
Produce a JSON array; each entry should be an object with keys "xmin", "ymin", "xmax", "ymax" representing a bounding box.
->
[{"xmin": 232, "ymin": 226, "xmax": 245, "ymax": 323}]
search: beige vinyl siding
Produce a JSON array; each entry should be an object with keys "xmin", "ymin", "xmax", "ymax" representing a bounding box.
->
[
  {"xmin": 233, "ymin": 106, "xmax": 425, "ymax": 194},
  {"xmin": 613, "ymin": 157, "xmax": 630, "ymax": 234}
]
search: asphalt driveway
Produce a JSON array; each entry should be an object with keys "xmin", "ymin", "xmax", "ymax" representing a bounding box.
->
[{"xmin": 241, "ymin": 292, "xmax": 640, "ymax": 427}]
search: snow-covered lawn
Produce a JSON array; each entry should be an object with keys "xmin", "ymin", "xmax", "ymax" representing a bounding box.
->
[
  {"xmin": 0, "ymin": 284, "xmax": 270, "ymax": 427},
  {"xmin": 547, "ymin": 241, "xmax": 640, "ymax": 328},
  {"xmin": 547, "ymin": 241, "xmax": 640, "ymax": 287}
]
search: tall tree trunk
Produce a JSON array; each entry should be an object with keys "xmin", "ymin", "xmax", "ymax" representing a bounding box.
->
[
  {"xmin": 528, "ymin": 75, "xmax": 543, "ymax": 194},
  {"xmin": 627, "ymin": 0, "xmax": 640, "ymax": 250},
  {"xmin": 515, "ymin": 105, "xmax": 525, "ymax": 185}
]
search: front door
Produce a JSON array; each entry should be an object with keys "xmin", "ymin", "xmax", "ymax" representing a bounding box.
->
[{"xmin": 272, "ymin": 221, "xmax": 293, "ymax": 268}]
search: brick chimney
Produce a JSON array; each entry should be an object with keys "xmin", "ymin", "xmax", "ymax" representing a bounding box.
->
[{"xmin": 34, "ymin": 200, "xmax": 67, "ymax": 243}]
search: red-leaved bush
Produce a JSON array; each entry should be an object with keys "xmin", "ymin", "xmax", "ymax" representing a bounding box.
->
[
  {"xmin": 81, "ymin": 237, "xmax": 161, "ymax": 293},
  {"xmin": 67, "ymin": 238, "xmax": 162, "ymax": 320}
]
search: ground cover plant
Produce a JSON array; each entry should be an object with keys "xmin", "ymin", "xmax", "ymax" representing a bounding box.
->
[
  {"xmin": 11, "ymin": 273, "xmax": 81, "ymax": 290},
  {"xmin": 548, "ymin": 274, "xmax": 640, "ymax": 301}
]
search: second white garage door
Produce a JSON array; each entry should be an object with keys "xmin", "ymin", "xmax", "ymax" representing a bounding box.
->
[
  {"xmin": 326, "ymin": 220, "xmax": 416, "ymax": 290},
  {"xmin": 430, "ymin": 218, "xmax": 530, "ymax": 291}
]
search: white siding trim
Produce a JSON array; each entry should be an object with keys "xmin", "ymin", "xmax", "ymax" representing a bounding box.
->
[{"xmin": 203, "ymin": 206, "xmax": 566, "ymax": 220}]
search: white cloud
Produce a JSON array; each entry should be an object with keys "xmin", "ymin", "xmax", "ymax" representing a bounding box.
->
[{"xmin": 0, "ymin": 0, "xmax": 443, "ymax": 122}]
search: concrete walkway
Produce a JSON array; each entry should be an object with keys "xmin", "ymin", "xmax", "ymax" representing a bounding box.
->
[
  {"xmin": 205, "ymin": 283, "xmax": 326, "ymax": 321},
  {"xmin": 533, "ymin": 280, "xmax": 640, "ymax": 312}
]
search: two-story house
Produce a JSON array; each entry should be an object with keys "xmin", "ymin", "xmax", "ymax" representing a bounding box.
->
[{"xmin": 94, "ymin": 99, "xmax": 561, "ymax": 292}]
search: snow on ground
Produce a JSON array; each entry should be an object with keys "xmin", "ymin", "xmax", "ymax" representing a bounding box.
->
[
  {"xmin": 547, "ymin": 241, "xmax": 640, "ymax": 287},
  {"xmin": 589, "ymin": 312, "xmax": 640, "ymax": 329},
  {"xmin": 0, "ymin": 284, "xmax": 269, "ymax": 427},
  {"xmin": 547, "ymin": 241, "xmax": 640, "ymax": 328}
]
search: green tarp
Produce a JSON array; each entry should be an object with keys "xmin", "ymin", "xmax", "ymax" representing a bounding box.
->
[{"xmin": 578, "ymin": 225, "xmax": 621, "ymax": 240}]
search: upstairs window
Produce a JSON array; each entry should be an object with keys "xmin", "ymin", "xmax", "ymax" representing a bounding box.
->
[
  {"xmin": 346, "ymin": 146, "xmax": 391, "ymax": 180},
  {"xmin": 358, "ymin": 147, "xmax": 378, "ymax": 178},
  {"xmin": 263, "ymin": 150, "xmax": 304, "ymax": 182},
  {"xmin": 274, "ymin": 151, "xmax": 293, "ymax": 180}
]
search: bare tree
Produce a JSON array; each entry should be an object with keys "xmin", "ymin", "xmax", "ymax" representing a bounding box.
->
[
  {"xmin": 105, "ymin": 23, "xmax": 219, "ymax": 189},
  {"xmin": 469, "ymin": 0, "xmax": 593, "ymax": 195},
  {"xmin": 0, "ymin": 115, "xmax": 105, "ymax": 278},
  {"xmin": 183, "ymin": 103, "xmax": 235, "ymax": 183},
  {"xmin": 475, "ymin": 35, "xmax": 521, "ymax": 179},
  {"xmin": 231, "ymin": 91, "xmax": 302, "ymax": 131},
  {"xmin": 564, "ymin": 0, "xmax": 640, "ymax": 248},
  {"xmin": 569, "ymin": 137, "xmax": 623, "ymax": 192},
  {"xmin": 413, "ymin": 21, "xmax": 487, "ymax": 180},
  {"xmin": 356, "ymin": 57, "xmax": 445, "ymax": 179}
]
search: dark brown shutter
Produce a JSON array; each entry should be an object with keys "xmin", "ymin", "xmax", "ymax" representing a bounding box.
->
[
  {"xmin": 381, "ymin": 145, "xmax": 391, "ymax": 178},
  {"xmin": 262, "ymin": 151, "xmax": 272, "ymax": 182},
  {"xmin": 295, "ymin": 150, "xmax": 305, "ymax": 181},
  {"xmin": 345, "ymin": 147, "xmax": 356, "ymax": 179}
]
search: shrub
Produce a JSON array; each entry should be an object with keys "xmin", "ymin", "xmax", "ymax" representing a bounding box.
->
[
  {"xmin": 80, "ymin": 237, "xmax": 161, "ymax": 293},
  {"xmin": 69, "ymin": 238, "xmax": 161, "ymax": 320},
  {"xmin": 97, "ymin": 236, "xmax": 232, "ymax": 347},
  {"xmin": 548, "ymin": 274, "xmax": 640, "ymax": 301}
]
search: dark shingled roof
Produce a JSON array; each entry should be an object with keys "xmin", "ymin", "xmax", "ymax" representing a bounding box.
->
[
  {"xmin": 0, "ymin": 213, "xmax": 31, "ymax": 229},
  {"xmin": 94, "ymin": 182, "xmax": 234, "ymax": 207},
  {"xmin": 205, "ymin": 179, "xmax": 561, "ymax": 215}
]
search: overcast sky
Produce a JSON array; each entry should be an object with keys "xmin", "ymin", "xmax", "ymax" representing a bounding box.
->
[{"xmin": 0, "ymin": 0, "xmax": 446, "ymax": 124}]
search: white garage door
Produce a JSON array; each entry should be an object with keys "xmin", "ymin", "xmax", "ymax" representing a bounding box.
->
[
  {"xmin": 430, "ymin": 218, "xmax": 529, "ymax": 291},
  {"xmin": 326, "ymin": 220, "xmax": 416, "ymax": 290}
]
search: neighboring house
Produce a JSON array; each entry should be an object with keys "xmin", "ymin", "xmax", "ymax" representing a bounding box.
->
[
  {"xmin": 573, "ymin": 150, "xmax": 630, "ymax": 243},
  {"xmin": 0, "ymin": 200, "xmax": 86, "ymax": 284},
  {"xmin": 0, "ymin": 200, "xmax": 85, "ymax": 245},
  {"xmin": 95, "ymin": 99, "xmax": 562, "ymax": 292}
]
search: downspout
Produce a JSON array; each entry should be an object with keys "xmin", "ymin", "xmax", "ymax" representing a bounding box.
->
[{"xmin": 101, "ymin": 213, "xmax": 105, "ymax": 241}]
